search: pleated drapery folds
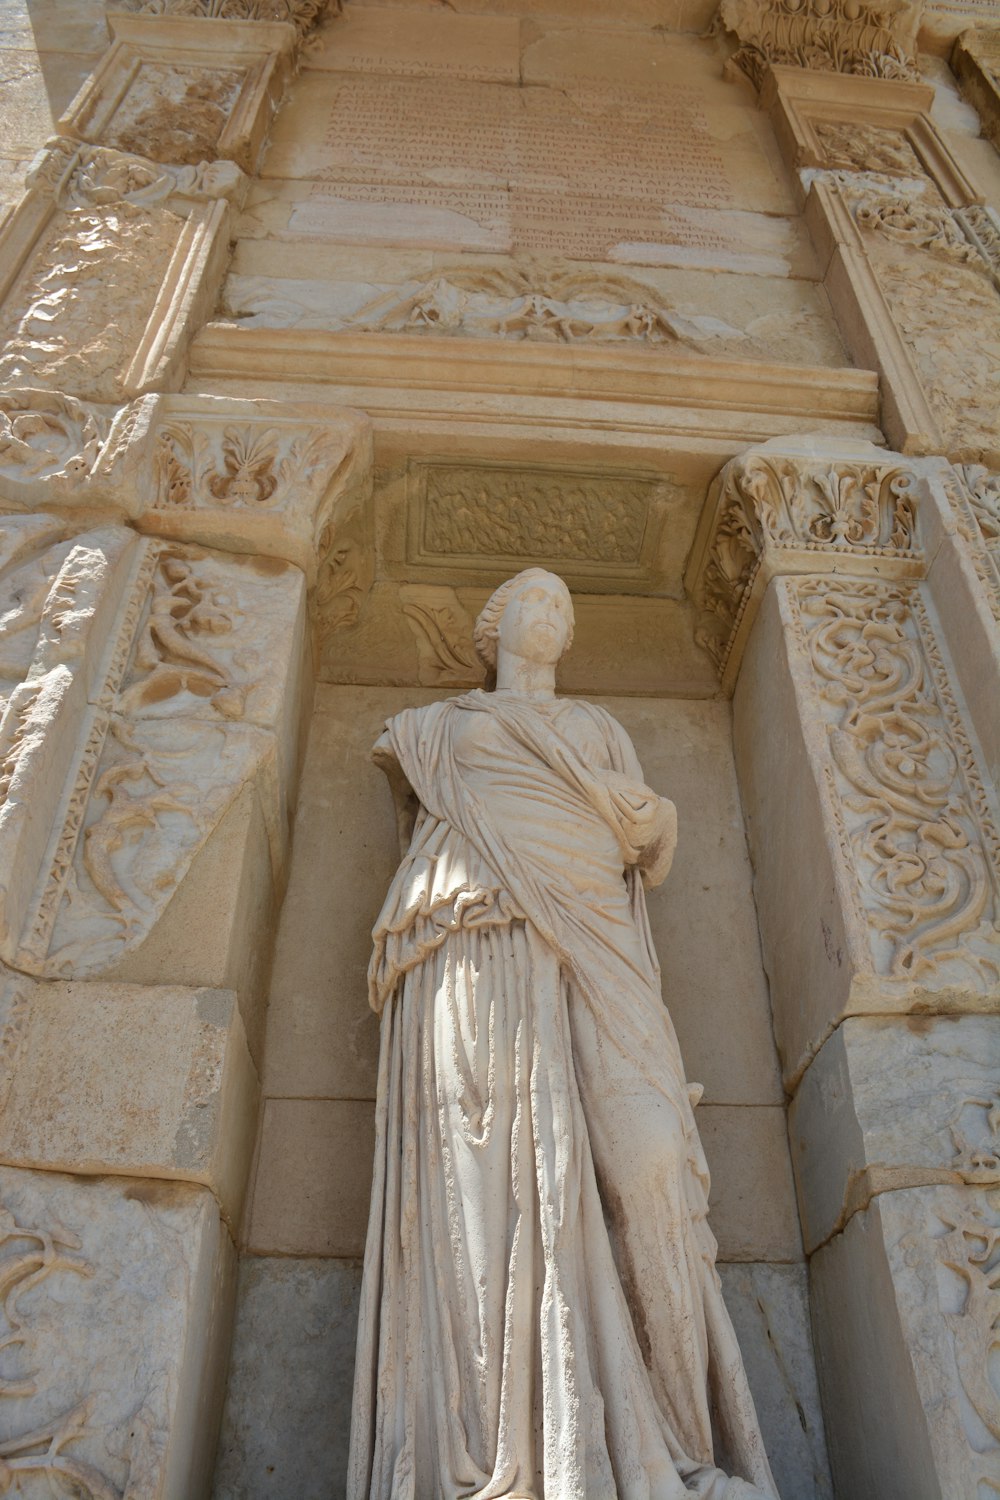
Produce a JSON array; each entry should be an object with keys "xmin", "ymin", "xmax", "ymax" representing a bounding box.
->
[{"xmin": 348, "ymin": 693, "xmax": 779, "ymax": 1500}]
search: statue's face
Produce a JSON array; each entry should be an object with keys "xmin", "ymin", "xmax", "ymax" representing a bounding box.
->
[{"xmin": 497, "ymin": 573, "xmax": 573, "ymax": 666}]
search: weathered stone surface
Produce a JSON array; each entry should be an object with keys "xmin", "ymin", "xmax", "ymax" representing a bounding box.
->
[
  {"xmin": 791, "ymin": 1014, "xmax": 1000, "ymax": 1248},
  {"xmin": 246, "ymin": 1098, "xmax": 376, "ymax": 1257},
  {"xmin": 211, "ymin": 1256, "xmax": 364, "ymax": 1500},
  {"xmin": 700, "ymin": 1105, "xmax": 804, "ymax": 1262},
  {"xmin": 0, "ymin": 1164, "xmax": 235, "ymax": 1500},
  {"xmin": 212, "ymin": 1258, "xmax": 829, "ymax": 1500},
  {"xmin": 0, "ymin": 525, "xmax": 307, "ymax": 992},
  {"xmin": 0, "ymin": 977, "xmax": 259, "ymax": 1225},
  {"xmin": 718, "ymin": 1263, "xmax": 833, "ymax": 1500},
  {"xmin": 790, "ymin": 1014, "xmax": 1000, "ymax": 1252},
  {"xmin": 811, "ymin": 1183, "xmax": 1000, "ymax": 1499}
]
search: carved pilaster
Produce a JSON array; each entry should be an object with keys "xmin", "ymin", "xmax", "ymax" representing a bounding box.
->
[
  {"xmin": 712, "ymin": 438, "xmax": 1000, "ymax": 1499},
  {"xmin": 62, "ymin": 14, "xmax": 297, "ymax": 173},
  {"xmin": 0, "ymin": 139, "xmax": 244, "ymax": 403}
]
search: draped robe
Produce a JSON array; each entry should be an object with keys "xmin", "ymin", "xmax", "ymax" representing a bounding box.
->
[{"xmin": 348, "ymin": 690, "xmax": 779, "ymax": 1500}]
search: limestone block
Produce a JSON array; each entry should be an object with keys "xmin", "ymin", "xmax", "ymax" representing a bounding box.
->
[
  {"xmin": 810, "ymin": 1182, "xmax": 1000, "ymax": 1499},
  {"xmin": 306, "ymin": 5, "xmax": 521, "ymax": 82},
  {"xmin": 698, "ymin": 1105, "xmax": 804, "ymax": 1262},
  {"xmin": 0, "ymin": 1164, "xmax": 235, "ymax": 1500},
  {"xmin": 0, "ymin": 977, "xmax": 259, "ymax": 1226},
  {"xmin": 0, "ymin": 137, "xmax": 238, "ymax": 402},
  {"xmin": 63, "ymin": 16, "xmax": 296, "ymax": 174},
  {"xmin": 211, "ymin": 1256, "xmax": 364, "ymax": 1500},
  {"xmin": 734, "ymin": 574, "xmax": 1000, "ymax": 1087},
  {"xmin": 790, "ymin": 1014, "xmax": 1000, "ymax": 1252},
  {"xmin": 953, "ymin": 28, "xmax": 1000, "ymax": 154},
  {"xmin": 245, "ymin": 1098, "xmax": 376, "ymax": 1257},
  {"xmin": 718, "ymin": 1263, "xmax": 833, "ymax": 1500}
]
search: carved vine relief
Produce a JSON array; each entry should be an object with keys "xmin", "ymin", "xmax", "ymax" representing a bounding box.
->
[
  {"xmin": 789, "ymin": 579, "xmax": 1000, "ymax": 987},
  {"xmin": 0, "ymin": 1200, "xmax": 119, "ymax": 1499},
  {"xmin": 932, "ymin": 1189, "xmax": 1000, "ymax": 1490}
]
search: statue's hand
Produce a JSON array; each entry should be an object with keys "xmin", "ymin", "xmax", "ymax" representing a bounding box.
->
[{"xmin": 602, "ymin": 773, "xmax": 677, "ymax": 886}]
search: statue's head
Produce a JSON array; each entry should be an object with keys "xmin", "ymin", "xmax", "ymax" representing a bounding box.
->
[{"xmin": 473, "ymin": 568, "xmax": 575, "ymax": 682}]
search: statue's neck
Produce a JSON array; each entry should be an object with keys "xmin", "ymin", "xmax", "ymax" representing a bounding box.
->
[{"xmin": 495, "ymin": 650, "xmax": 557, "ymax": 700}]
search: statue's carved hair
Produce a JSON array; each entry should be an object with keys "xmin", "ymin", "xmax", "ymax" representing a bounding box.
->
[{"xmin": 473, "ymin": 568, "xmax": 575, "ymax": 679}]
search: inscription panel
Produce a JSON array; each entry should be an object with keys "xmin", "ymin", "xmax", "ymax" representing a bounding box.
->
[{"xmin": 260, "ymin": 69, "xmax": 788, "ymax": 260}]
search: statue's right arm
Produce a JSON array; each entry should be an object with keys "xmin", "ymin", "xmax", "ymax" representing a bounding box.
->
[{"xmin": 372, "ymin": 727, "xmax": 420, "ymax": 858}]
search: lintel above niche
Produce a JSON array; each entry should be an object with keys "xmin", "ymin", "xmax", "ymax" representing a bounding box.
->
[{"xmin": 397, "ymin": 459, "xmax": 682, "ymax": 595}]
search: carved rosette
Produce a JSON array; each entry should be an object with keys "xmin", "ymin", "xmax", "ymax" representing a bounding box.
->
[{"xmin": 687, "ymin": 446, "xmax": 923, "ymax": 689}]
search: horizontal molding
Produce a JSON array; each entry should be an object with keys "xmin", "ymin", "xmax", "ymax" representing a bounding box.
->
[{"xmin": 189, "ymin": 324, "xmax": 881, "ymax": 429}]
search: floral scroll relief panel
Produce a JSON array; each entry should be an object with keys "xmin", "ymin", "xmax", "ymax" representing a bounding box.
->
[{"xmin": 785, "ymin": 576, "xmax": 1000, "ymax": 992}]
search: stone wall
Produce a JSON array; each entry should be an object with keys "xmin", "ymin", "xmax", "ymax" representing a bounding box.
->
[{"xmin": 0, "ymin": 0, "xmax": 998, "ymax": 1496}]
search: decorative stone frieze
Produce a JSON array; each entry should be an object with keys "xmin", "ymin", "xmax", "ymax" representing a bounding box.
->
[
  {"xmin": 106, "ymin": 0, "xmax": 332, "ymax": 34},
  {"xmin": 952, "ymin": 28, "xmax": 1000, "ymax": 153},
  {"xmin": 0, "ymin": 139, "xmax": 244, "ymax": 403},
  {"xmin": 810, "ymin": 1182, "xmax": 1000, "ymax": 1498},
  {"xmin": 797, "ymin": 170, "xmax": 1000, "ymax": 457},
  {"xmin": 0, "ymin": 1165, "xmax": 235, "ymax": 1500},
  {"xmin": 759, "ymin": 67, "xmax": 979, "ymax": 209},
  {"xmin": 0, "ymin": 522, "xmax": 306, "ymax": 986},
  {"xmin": 63, "ymin": 15, "xmax": 296, "ymax": 173},
  {"xmin": 716, "ymin": 0, "xmax": 921, "ymax": 89},
  {"xmin": 686, "ymin": 439, "xmax": 924, "ymax": 690}
]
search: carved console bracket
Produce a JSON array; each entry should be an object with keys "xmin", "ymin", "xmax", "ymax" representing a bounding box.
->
[
  {"xmin": 0, "ymin": 137, "xmax": 246, "ymax": 403},
  {"xmin": 0, "ymin": 388, "xmax": 373, "ymax": 584},
  {"xmin": 952, "ymin": 28, "xmax": 1000, "ymax": 155},
  {"xmin": 686, "ymin": 438, "xmax": 926, "ymax": 692},
  {"xmin": 61, "ymin": 14, "xmax": 296, "ymax": 174},
  {"xmin": 715, "ymin": 0, "xmax": 922, "ymax": 89}
]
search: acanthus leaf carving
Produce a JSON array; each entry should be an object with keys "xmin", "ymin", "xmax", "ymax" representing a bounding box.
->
[
  {"xmin": 790, "ymin": 578, "xmax": 1000, "ymax": 987},
  {"xmin": 716, "ymin": 0, "xmax": 920, "ymax": 88},
  {"xmin": 814, "ymin": 120, "xmax": 927, "ymax": 179},
  {"xmin": 692, "ymin": 453, "xmax": 921, "ymax": 676},
  {"xmin": 399, "ymin": 585, "xmax": 483, "ymax": 687},
  {"xmin": 106, "ymin": 0, "xmax": 333, "ymax": 33}
]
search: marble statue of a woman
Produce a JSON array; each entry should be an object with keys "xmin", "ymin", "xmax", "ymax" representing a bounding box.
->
[{"xmin": 348, "ymin": 568, "xmax": 780, "ymax": 1500}]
